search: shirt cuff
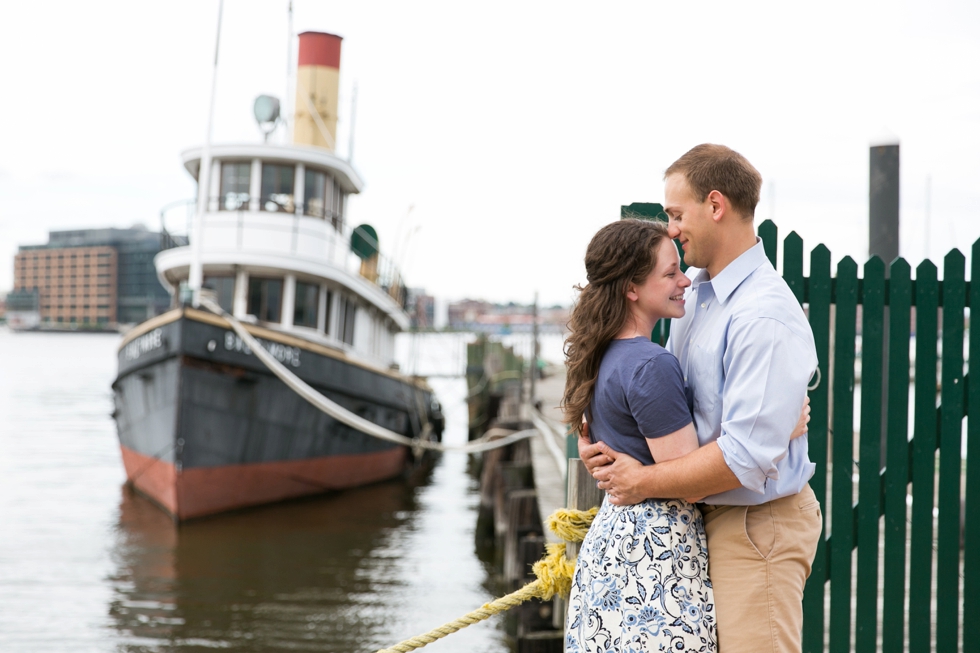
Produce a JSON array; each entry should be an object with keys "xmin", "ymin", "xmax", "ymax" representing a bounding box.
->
[{"xmin": 716, "ymin": 436, "xmax": 769, "ymax": 494}]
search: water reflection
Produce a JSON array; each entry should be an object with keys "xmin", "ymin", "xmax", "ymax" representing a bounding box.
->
[{"xmin": 108, "ymin": 465, "xmax": 438, "ymax": 652}]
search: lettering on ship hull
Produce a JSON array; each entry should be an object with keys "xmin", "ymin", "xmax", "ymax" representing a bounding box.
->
[
  {"xmin": 124, "ymin": 329, "xmax": 164, "ymax": 361},
  {"xmin": 223, "ymin": 331, "xmax": 301, "ymax": 367}
]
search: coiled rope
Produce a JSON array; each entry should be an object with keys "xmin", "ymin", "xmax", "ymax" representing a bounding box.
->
[
  {"xmin": 198, "ymin": 297, "xmax": 540, "ymax": 454},
  {"xmin": 374, "ymin": 506, "xmax": 598, "ymax": 653}
]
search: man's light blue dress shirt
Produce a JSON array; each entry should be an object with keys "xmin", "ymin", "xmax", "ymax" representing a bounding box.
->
[{"xmin": 666, "ymin": 239, "xmax": 818, "ymax": 505}]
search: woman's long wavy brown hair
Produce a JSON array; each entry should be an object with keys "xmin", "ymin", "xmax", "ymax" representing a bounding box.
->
[{"xmin": 562, "ymin": 218, "xmax": 671, "ymax": 437}]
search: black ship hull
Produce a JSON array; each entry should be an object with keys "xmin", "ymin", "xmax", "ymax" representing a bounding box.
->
[{"xmin": 112, "ymin": 308, "xmax": 442, "ymax": 520}]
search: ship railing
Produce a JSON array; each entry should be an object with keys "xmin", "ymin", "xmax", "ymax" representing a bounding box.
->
[
  {"xmin": 347, "ymin": 224, "xmax": 408, "ymax": 308},
  {"xmin": 159, "ymin": 198, "xmax": 409, "ymax": 309},
  {"xmin": 159, "ymin": 199, "xmax": 195, "ymax": 251}
]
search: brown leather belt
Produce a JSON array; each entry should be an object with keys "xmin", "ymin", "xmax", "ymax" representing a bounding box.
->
[{"xmin": 697, "ymin": 502, "xmax": 727, "ymax": 515}]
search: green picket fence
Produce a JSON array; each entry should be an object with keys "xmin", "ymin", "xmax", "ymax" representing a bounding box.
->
[
  {"xmin": 761, "ymin": 220, "xmax": 978, "ymax": 653},
  {"xmin": 648, "ymin": 219, "xmax": 978, "ymax": 651}
]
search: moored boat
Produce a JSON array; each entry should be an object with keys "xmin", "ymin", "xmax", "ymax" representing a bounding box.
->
[{"xmin": 112, "ymin": 31, "xmax": 442, "ymax": 520}]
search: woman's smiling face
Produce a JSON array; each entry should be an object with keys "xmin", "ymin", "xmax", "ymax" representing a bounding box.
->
[{"xmin": 628, "ymin": 238, "xmax": 691, "ymax": 323}]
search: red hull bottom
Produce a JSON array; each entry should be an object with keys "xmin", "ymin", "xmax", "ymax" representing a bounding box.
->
[{"xmin": 120, "ymin": 445, "xmax": 408, "ymax": 520}]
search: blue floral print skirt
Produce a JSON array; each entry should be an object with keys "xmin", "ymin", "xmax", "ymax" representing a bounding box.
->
[{"xmin": 565, "ymin": 496, "xmax": 716, "ymax": 653}]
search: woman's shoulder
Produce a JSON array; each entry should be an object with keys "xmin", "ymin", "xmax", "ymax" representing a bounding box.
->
[
  {"xmin": 607, "ymin": 336, "xmax": 672, "ymax": 360},
  {"xmin": 603, "ymin": 337, "xmax": 676, "ymax": 377}
]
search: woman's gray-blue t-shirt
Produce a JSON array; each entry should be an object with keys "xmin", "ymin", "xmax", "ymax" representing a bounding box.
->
[{"xmin": 588, "ymin": 336, "xmax": 693, "ymax": 465}]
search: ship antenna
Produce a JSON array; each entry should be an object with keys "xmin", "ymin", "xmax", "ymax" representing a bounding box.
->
[
  {"xmin": 348, "ymin": 81, "xmax": 358, "ymax": 163},
  {"xmin": 283, "ymin": 0, "xmax": 294, "ymax": 141},
  {"xmin": 189, "ymin": 0, "xmax": 224, "ymax": 307}
]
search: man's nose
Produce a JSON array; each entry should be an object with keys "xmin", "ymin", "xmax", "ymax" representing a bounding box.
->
[{"xmin": 667, "ymin": 223, "xmax": 680, "ymax": 239}]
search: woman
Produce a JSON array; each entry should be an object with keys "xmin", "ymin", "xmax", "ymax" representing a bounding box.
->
[{"xmin": 563, "ymin": 218, "xmax": 715, "ymax": 653}]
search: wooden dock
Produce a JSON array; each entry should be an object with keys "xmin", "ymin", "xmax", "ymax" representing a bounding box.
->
[{"xmin": 468, "ymin": 337, "xmax": 603, "ymax": 653}]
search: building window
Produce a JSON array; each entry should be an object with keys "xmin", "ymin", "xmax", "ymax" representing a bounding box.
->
[
  {"xmin": 247, "ymin": 277, "xmax": 283, "ymax": 323},
  {"xmin": 293, "ymin": 281, "xmax": 319, "ymax": 328},
  {"xmin": 220, "ymin": 161, "xmax": 251, "ymax": 211},
  {"xmin": 203, "ymin": 276, "xmax": 235, "ymax": 313}
]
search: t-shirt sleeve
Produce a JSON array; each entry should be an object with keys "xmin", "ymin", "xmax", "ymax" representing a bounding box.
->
[{"xmin": 627, "ymin": 353, "xmax": 693, "ymax": 439}]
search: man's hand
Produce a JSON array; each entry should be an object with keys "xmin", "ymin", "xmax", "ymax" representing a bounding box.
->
[
  {"xmin": 592, "ymin": 447, "xmax": 649, "ymax": 506},
  {"xmin": 577, "ymin": 420, "xmax": 614, "ymax": 474},
  {"xmin": 791, "ymin": 396, "xmax": 811, "ymax": 439}
]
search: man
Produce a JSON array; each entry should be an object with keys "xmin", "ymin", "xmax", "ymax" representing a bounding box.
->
[{"xmin": 580, "ymin": 144, "xmax": 822, "ymax": 653}]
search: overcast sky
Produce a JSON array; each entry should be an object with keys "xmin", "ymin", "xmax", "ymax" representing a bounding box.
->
[{"xmin": 1, "ymin": 0, "xmax": 978, "ymax": 306}]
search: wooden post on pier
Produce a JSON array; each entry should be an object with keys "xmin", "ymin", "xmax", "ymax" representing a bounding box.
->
[
  {"xmin": 550, "ymin": 458, "xmax": 605, "ymax": 635},
  {"xmin": 564, "ymin": 458, "xmax": 604, "ymax": 562}
]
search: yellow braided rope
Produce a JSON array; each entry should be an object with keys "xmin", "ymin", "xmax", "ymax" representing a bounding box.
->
[
  {"xmin": 545, "ymin": 507, "xmax": 598, "ymax": 544},
  {"xmin": 374, "ymin": 508, "xmax": 597, "ymax": 653}
]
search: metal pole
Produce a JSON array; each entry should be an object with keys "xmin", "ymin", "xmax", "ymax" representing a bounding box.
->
[
  {"xmin": 869, "ymin": 139, "xmax": 899, "ymax": 463},
  {"xmin": 284, "ymin": 1, "xmax": 293, "ymax": 140},
  {"xmin": 189, "ymin": 0, "xmax": 224, "ymax": 307},
  {"xmin": 924, "ymin": 174, "xmax": 931, "ymax": 263},
  {"xmin": 530, "ymin": 292, "xmax": 539, "ymax": 404}
]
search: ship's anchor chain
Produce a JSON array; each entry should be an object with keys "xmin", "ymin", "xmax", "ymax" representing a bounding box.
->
[
  {"xmin": 374, "ymin": 507, "xmax": 598, "ymax": 653},
  {"xmin": 198, "ymin": 297, "xmax": 539, "ymax": 454}
]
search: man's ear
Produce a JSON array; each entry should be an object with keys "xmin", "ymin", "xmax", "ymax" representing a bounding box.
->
[{"xmin": 707, "ymin": 190, "xmax": 727, "ymax": 223}]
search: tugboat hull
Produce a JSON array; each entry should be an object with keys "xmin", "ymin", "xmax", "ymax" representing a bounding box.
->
[{"xmin": 113, "ymin": 308, "xmax": 439, "ymax": 520}]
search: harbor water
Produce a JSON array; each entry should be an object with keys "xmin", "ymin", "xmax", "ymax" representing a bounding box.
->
[{"xmin": 0, "ymin": 330, "xmax": 526, "ymax": 653}]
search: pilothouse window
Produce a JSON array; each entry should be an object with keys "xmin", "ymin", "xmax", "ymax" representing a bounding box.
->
[
  {"xmin": 293, "ymin": 281, "xmax": 319, "ymax": 329},
  {"xmin": 261, "ymin": 164, "xmax": 295, "ymax": 213},
  {"xmin": 247, "ymin": 277, "xmax": 283, "ymax": 323},
  {"xmin": 303, "ymin": 169, "xmax": 343, "ymax": 230},
  {"xmin": 203, "ymin": 276, "xmax": 235, "ymax": 313},
  {"xmin": 337, "ymin": 295, "xmax": 356, "ymax": 346},
  {"xmin": 219, "ymin": 162, "xmax": 250, "ymax": 211},
  {"xmin": 304, "ymin": 169, "xmax": 327, "ymax": 220}
]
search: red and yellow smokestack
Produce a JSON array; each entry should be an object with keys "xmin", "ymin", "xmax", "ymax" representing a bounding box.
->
[{"xmin": 293, "ymin": 31, "xmax": 342, "ymax": 151}]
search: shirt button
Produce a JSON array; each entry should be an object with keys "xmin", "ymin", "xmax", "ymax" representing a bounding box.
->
[{"xmin": 701, "ymin": 302, "xmax": 707, "ymax": 308}]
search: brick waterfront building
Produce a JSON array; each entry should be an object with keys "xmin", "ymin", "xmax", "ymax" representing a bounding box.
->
[
  {"xmin": 11, "ymin": 227, "xmax": 172, "ymax": 329},
  {"xmin": 14, "ymin": 246, "xmax": 118, "ymax": 327}
]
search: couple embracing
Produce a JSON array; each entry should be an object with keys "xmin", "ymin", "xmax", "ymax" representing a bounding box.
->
[{"xmin": 563, "ymin": 144, "xmax": 822, "ymax": 653}]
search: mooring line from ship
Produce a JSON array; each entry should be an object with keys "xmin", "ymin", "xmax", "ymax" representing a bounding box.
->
[
  {"xmin": 374, "ymin": 506, "xmax": 598, "ymax": 653},
  {"xmin": 198, "ymin": 297, "xmax": 542, "ymax": 455}
]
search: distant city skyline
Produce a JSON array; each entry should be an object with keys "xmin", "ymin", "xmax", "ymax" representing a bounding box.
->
[{"xmin": 2, "ymin": 1, "xmax": 979, "ymax": 305}]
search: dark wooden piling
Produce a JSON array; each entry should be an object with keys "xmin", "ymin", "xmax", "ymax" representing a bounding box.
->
[{"xmin": 469, "ymin": 336, "xmax": 563, "ymax": 651}]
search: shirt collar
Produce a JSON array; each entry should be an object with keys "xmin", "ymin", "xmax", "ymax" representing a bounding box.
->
[{"xmin": 690, "ymin": 238, "xmax": 769, "ymax": 305}]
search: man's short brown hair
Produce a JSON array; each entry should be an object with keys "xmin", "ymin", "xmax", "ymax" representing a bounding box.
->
[{"xmin": 664, "ymin": 144, "xmax": 762, "ymax": 219}]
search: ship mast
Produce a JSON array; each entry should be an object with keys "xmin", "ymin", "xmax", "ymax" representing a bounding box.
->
[{"xmin": 189, "ymin": 0, "xmax": 225, "ymax": 307}]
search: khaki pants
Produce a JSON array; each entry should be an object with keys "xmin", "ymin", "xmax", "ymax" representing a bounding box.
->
[{"xmin": 699, "ymin": 484, "xmax": 822, "ymax": 653}]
